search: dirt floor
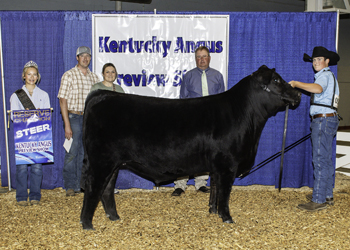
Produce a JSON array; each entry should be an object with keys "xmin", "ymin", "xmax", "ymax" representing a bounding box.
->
[{"xmin": 0, "ymin": 173, "xmax": 350, "ymax": 249}]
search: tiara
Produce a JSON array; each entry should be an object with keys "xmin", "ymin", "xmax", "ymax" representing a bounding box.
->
[{"xmin": 24, "ymin": 61, "xmax": 38, "ymax": 69}]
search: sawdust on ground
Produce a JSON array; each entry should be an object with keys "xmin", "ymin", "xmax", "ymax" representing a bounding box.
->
[{"xmin": 0, "ymin": 173, "xmax": 349, "ymax": 249}]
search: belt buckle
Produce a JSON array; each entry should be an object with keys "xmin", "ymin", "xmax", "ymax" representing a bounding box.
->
[{"xmin": 69, "ymin": 110, "xmax": 83, "ymax": 115}]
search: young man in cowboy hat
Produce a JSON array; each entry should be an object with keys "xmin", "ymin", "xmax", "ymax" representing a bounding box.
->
[{"xmin": 289, "ymin": 46, "xmax": 340, "ymax": 211}]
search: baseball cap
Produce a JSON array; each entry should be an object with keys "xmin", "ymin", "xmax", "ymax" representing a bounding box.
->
[{"xmin": 76, "ymin": 46, "xmax": 91, "ymax": 56}]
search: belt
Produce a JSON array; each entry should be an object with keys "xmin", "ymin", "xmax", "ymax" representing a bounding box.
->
[
  {"xmin": 68, "ymin": 110, "xmax": 84, "ymax": 115},
  {"xmin": 312, "ymin": 113, "xmax": 337, "ymax": 120}
]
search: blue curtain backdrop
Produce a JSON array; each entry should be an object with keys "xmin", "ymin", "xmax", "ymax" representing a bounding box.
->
[
  {"xmin": 0, "ymin": 11, "xmax": 338, "ymax": 190},
  {"xmin": 0, "ymin": 11, "xmax": 66, "ymax": 189}
]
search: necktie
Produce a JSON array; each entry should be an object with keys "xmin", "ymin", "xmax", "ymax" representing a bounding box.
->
[{"xmin": 201, "ymin": 70, "xmax": 209, "ymax": 96}]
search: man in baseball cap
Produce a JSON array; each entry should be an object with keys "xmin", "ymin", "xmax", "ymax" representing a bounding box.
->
[{"xmin": 57, "ymin": 46, "xmax": 99, "ymax": 196}]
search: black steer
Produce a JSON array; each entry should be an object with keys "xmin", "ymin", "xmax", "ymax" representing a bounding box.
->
[{"xmin": 80, "ymin": 65, "xmax": 301, "ymax": 230}]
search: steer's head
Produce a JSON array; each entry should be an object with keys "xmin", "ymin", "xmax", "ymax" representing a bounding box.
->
[{"xmin": 253, "ymin": 65, "xmax": 301, "ymax": 107}]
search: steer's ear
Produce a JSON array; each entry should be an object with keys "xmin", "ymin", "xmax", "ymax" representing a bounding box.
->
[
  {"xmin": 253, "ymin": 65, "xmax": 268, "ymax": 78},
  {"xmin": 254, "ymin": 65, "xmax": 273, "ymax": 88}
]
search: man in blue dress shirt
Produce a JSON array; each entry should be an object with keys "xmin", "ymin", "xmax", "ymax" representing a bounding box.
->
[{"xmin": 172, "ymin": 46, "xmax": 225, "ymax": 196}]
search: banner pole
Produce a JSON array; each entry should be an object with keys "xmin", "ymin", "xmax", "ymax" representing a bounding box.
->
[
  {"xmin": 0, "ymin": 18, "xmax": 12, "ymax": 191},
  {"xmin": 336, "ymin": 10, "xmax": 339, "ymax": 52}
]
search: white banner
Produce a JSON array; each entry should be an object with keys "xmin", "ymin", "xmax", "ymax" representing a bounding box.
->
[{"xmin": 92, "ymin": 14, "xmax": 229, "ymax": 98}]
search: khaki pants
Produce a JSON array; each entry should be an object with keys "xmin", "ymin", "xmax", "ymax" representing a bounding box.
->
[{"xmin": 174, "ymin": 173, "xmax": 209, "ymax": 190}]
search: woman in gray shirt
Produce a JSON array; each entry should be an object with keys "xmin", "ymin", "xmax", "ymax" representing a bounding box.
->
[{"xmin": 90, "ymin": 63, "xmax": 124, "ymax": 93}]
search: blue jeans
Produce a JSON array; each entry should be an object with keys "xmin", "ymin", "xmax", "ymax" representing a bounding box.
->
[
  {"xmin": 16, "ymin": 164, "xmax": 42, "ymax": 202},
  {"xmin": 310, "ymin": 116, "xmax": 339, "ymax": 204},
  {"xmin": 63, "ymin": 113, "xmax": 84, "ymax": 191}
]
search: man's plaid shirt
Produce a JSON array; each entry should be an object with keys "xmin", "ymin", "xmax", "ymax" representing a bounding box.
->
[{"xmin": 57, "ymin": 65, "xmax": 100, "ymax": 112}]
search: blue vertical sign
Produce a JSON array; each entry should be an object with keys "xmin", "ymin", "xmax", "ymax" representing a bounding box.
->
[{"xmin": 12, "ymin": 109, "xmax": 54, "ymax": 165}]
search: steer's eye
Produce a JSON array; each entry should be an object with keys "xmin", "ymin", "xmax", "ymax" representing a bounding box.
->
[{"xmin": 274, "ymin": 78, "xmax": 280, "ymax": 83}]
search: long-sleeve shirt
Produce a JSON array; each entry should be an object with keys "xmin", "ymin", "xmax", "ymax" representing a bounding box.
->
[
  {"xmin": 10, "ymin": 85, "xmax": 51, "ymax": 120},
  {"xmin": 180, "ymin": 67, "xmax": 225, "ymax": 99},
  {"xmin": 10, "ymin": 85, "xmax": 50, "ymax": 110}
]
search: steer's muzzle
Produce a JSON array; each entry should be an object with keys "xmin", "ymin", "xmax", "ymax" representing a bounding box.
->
[{"xmin": 282, "ymin": 89, "xmax": 301, "ymax": 107}]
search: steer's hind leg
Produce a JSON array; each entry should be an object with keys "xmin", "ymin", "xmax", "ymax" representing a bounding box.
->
[
  {"xmin": 217, "ymin": 172, "xmax": 235, "ymax": 224},
  {"xmin": 80, "ymin": 161, "xmax": 114, "ymax": 230},
  {"xmin": 101, "ymin": 169, "xmax": 120, "ymax": 221},
  {"xmin": 209, "ymin": 173, "xmax": 218, "ymax": 214},
  {"xmin": 80, "ymin": 181, "xmax": 104, "ymax": 230}
]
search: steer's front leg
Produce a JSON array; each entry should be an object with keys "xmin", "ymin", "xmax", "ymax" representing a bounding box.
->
[
  {"xmin": 209, "ymin": 172, "xmax": 218, "ymax": 214},
  {"xmin": 217, "ymin": 171, "xmax": 235, "ymax": 223}
]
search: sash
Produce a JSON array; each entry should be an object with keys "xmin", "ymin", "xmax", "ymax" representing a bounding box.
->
[{"xmin": 15, "ymin": 89, "xmax": 36, "ymax": 110}]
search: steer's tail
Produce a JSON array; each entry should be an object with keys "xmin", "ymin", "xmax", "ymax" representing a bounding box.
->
[{"xmin": 80, "ymin": 153, "xmax": 89, "ymax": 191}]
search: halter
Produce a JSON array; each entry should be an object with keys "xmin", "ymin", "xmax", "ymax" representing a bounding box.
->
[{"xmin": 261, "ymin": 84, "xmax": 294, "ymax": 105}]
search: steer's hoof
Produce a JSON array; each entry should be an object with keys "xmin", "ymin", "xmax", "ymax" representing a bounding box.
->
[
  {"xmin": 81, "ymin": 220, "xmax": 95, "ymax": 230},
  {"xmin": 82, "ymin": 224, "xmax": 95, "ymax": 230},
  {"xmin": 223, "ymin": 218, "xmax": 235, "ymax": 224},
  {"xmin": 209, "ymin": 208, "xmax": 218, "ymax": 214},
  {"xmin": 106, "ymin": 213, "xmax": 120, "ymax": 221}
]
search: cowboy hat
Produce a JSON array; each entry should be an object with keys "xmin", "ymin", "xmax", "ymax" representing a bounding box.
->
[{"xmin": 303, "ymin": 46, "xmax": 340, "ymax": 65}]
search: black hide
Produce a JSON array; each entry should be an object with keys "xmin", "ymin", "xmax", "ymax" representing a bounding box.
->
[{"xmin": 80, "ymin": 65, "xmax": 301, "ymax": 230}]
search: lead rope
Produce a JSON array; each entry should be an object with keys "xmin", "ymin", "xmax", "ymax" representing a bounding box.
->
[{"xmin": 278, "ymin": 105, "xmax": 289, "ymax": 192}]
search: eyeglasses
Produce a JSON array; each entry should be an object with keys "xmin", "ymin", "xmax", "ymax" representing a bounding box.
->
[{"xmin": 196, "ymin": 55, "xmax": 209, "ymax": 59}]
